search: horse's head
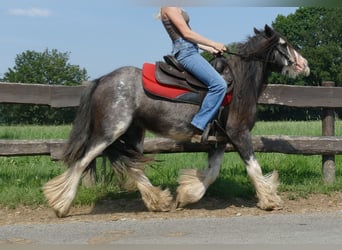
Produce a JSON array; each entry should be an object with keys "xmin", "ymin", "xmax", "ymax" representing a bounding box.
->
[{"xmin": 255, "ymin": 24, "xmax": 310, "ymax": 78}]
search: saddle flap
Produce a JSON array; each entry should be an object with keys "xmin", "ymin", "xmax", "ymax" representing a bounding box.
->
[
  {"xmin": 157, "ymin": 61, "xmax": 186, "ymax": 81},
  {"xmin": 155, "ymin": 57, "xmax": 208, "ymax": 91}
]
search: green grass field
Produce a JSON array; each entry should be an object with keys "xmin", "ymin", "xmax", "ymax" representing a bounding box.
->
[{"xmin": 0, "ymin": 121, "xmax": 341, "ymax": 208}]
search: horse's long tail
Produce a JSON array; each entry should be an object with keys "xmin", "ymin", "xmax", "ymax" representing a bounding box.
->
[{"xmin": 62, "ymin": 80, "xmax": 98, "ymax": 166}]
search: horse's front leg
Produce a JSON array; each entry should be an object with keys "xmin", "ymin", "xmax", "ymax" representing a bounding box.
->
[
  {"xmin": 228, "ymin": 128, "xmax": 283, "ymax": 210},
  {"xmin": 176, "ymin": 144, "xmax": 226, "ymax": 208}
]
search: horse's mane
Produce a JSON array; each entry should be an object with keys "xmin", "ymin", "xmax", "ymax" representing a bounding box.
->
[
  {"xmin": 229, "ymin": 32, "xmax": 280, "ymax": 100},
  {"xmin": 227, "ymin": 30, "xmax": 281, "ymax": 112},
  {"xmin": 236, "ymin": 31, "xmax": 280, "ymax": 60}
]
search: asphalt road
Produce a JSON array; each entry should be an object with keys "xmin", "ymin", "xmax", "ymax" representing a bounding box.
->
[{"xmin": 1, "ymin": 211, "xmax": 342, "ymax": 245}]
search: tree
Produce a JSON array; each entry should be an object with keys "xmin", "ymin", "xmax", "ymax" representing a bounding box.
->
[
  {"xmin": 271, "ymin": 7, "xmax": 342, "ymax": 86},
  {"xmin": 0, "ymin": 49, "xmax": 89, "ymax": 124},
  {"xmin": 4, "ymin": 49, "xmax": 87, "ymax": 86}
]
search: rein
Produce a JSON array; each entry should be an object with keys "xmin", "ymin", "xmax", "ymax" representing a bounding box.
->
[
  {"xmin": 210, "ymin": 38, "xmax": 280, "ymax": 93},
  {"xmin": 222, "ymin": 47, "xmax": 275, "ymax": 64},
  {"xmin": 210, "ymin": 34, "xmax": 296, "ymax": 99}
]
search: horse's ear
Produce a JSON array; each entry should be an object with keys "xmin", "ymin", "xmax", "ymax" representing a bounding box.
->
[
  {"xmin": 254, "ymin": 27, "xmax": 261, "ymax": 35},
  {"xmin": 264, "ymin": 24, "xmax": 274, "ymax": 37}
]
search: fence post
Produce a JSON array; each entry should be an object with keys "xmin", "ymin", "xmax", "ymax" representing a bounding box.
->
[{"xmin": 321, "ymin": 81, "xmax": 336, "ymax": 183}]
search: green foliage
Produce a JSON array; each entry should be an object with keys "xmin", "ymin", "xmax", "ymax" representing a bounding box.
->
[
  {"xmin": 4, "ymin": 49, "xmax": 88, "ymax": 86},
  {"xmin": 0, "ymin": 48, "xmax": 89, "ymax": 125},
  {"xmin": 257, "ymin": 105, "xmax": 322, "ymax": 121},
  {"xmin": 0, "ymin": 121, "xmax": 341, "ymax": 208}
]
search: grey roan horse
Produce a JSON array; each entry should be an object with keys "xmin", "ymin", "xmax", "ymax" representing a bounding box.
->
[{"xmin": 44, "ymin": 25, "xmax": 310, "ymax": 217}]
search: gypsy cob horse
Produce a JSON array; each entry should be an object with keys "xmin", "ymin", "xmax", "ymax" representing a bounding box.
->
[{"xmin": 44, "ymin": 25, "xmax": 310, "ymax": 217}]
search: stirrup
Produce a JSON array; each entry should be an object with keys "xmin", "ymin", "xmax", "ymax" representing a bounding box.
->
[
  {"xmin": 190, "ymin": 123, "xmax": 219, "ymax": 144},
  {"xmin": 201, "ymin": 123, "xmax": 216, "ymax": 144},
  {"xmin": 190, "ymin": 135, "xmax": 218, "ymax": 144},
  {"xmin": 190, "ymin": 121, "xmax": 228, "ymax": 144}
]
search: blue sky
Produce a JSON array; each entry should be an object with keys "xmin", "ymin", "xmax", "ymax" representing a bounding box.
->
[{"xmin": 1, "ymin": 0, "xmax": 298, "ymax": 79}]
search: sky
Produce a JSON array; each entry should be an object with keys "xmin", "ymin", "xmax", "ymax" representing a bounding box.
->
[{"xmin": 0, "ymin": 0, "xmax": 299, "ymax": 80}]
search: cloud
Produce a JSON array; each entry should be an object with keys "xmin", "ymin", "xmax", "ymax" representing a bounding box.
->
[
  {"xmin": 137, "ymin": 0, "xmax": 222, "ymax": 6},
  {"xmin": 8, "ymin": 8, "xmax": 51, "ymax": 17}
]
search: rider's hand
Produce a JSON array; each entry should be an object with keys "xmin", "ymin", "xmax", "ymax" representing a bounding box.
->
[{"xmin": 212, "ymin": 42, "xmax": 227, "ymax": 54}]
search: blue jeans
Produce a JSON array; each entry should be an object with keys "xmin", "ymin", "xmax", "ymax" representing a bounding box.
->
[{"xmin": 172, "ymin": 38, "xmax": 227, "ymax": 131}]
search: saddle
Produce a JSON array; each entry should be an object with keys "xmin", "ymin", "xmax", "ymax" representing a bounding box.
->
[
  {"xmin": 155, "ymin": 55, "xmax": 208, "ymax": 93},
  {"xmin": 143, "ymin": 55, "xmax": 233, "ymax": 104},
  {"xmin": 142, "ymin": 55, "xmax": 234, "ymax": 144}
]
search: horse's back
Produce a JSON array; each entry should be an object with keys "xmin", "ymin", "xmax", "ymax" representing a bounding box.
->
[
  {"xmin": 91, "ymin": 65, "xmax": 195, "ymax": 140},
  {"xmin": 96, "ymin": 66, "xmax": 142, "ymax": 86},
  {"xmin": 92, "ymin": 65, "xmax": 143, "ymax": 103}
]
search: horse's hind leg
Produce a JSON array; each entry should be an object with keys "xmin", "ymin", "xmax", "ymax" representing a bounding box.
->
[
  {"xmin": 44, "ymin": 141, "xmax": 110, "ymax": 217},
  {"xmin": 176, "ymin": 144, "xmax": 226, "ymax": 208},
  {"xmin": 44, "ymin": 119, "xmax": 132, "ymax": 218},
  {"xmin": 124, "ymin": 163, "xmax": 173, "ymax": 212},
  {"xmin": 106, "ymin": 123, "xmax": 173, "ymax": 212}
]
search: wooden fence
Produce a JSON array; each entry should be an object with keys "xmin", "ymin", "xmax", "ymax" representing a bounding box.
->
[{"xmin": 0, "ymin": 81, "xmax": 341, "ymax": 183}]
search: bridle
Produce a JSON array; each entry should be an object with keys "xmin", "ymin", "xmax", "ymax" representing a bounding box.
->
[
  {"xmin": 210, "ymin": 34, "xmax": 296, "ymax": 92},
  {"xmin": 221, "ymin": 35, "xmax": 296, "ymax": 67}
]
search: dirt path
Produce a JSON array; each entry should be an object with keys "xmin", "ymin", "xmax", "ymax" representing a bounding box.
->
[{"xmin": 1, "ymin": 192, "xmax": 342, "ymax": 226}]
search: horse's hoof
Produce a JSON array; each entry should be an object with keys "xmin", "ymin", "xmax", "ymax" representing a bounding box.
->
[
  {"xmin": 257, "ymin": 197, "xmax": 284, "ymax": 211},
  {"xmin": 53, "ymin": 208, "xmax": 70, "ymax": 218}
]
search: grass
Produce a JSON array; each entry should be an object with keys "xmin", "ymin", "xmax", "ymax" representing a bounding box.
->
[{"xmin": 0, "ymin": 120, "xmax": 341, "ymax": 208}]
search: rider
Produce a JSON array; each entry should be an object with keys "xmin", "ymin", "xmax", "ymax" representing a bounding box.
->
[{"xmin": 159, "ymin": 7, "xmax": 228, "ymax": 141}]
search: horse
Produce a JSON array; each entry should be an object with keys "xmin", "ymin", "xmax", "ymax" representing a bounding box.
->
[{"xmin": 44, "ymin": 25, "xmax": 310, "ymax": 217}]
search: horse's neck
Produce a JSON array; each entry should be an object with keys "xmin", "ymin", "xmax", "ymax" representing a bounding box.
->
[{"xmin": 228, "ymin": 57, "xmax": 266, "ymax": 100}]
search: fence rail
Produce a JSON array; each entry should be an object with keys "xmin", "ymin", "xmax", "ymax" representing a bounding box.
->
[
  {"xmin": 1, "ymin": 81, "xmax": 342, "ymax": 108},
  {"xmin": 0, "ymin": 81, "xmax": 341, "ymax": 183},
  {"xmin": 0, "ymin": 136, "xmax": 341, "ymax": 159}
]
